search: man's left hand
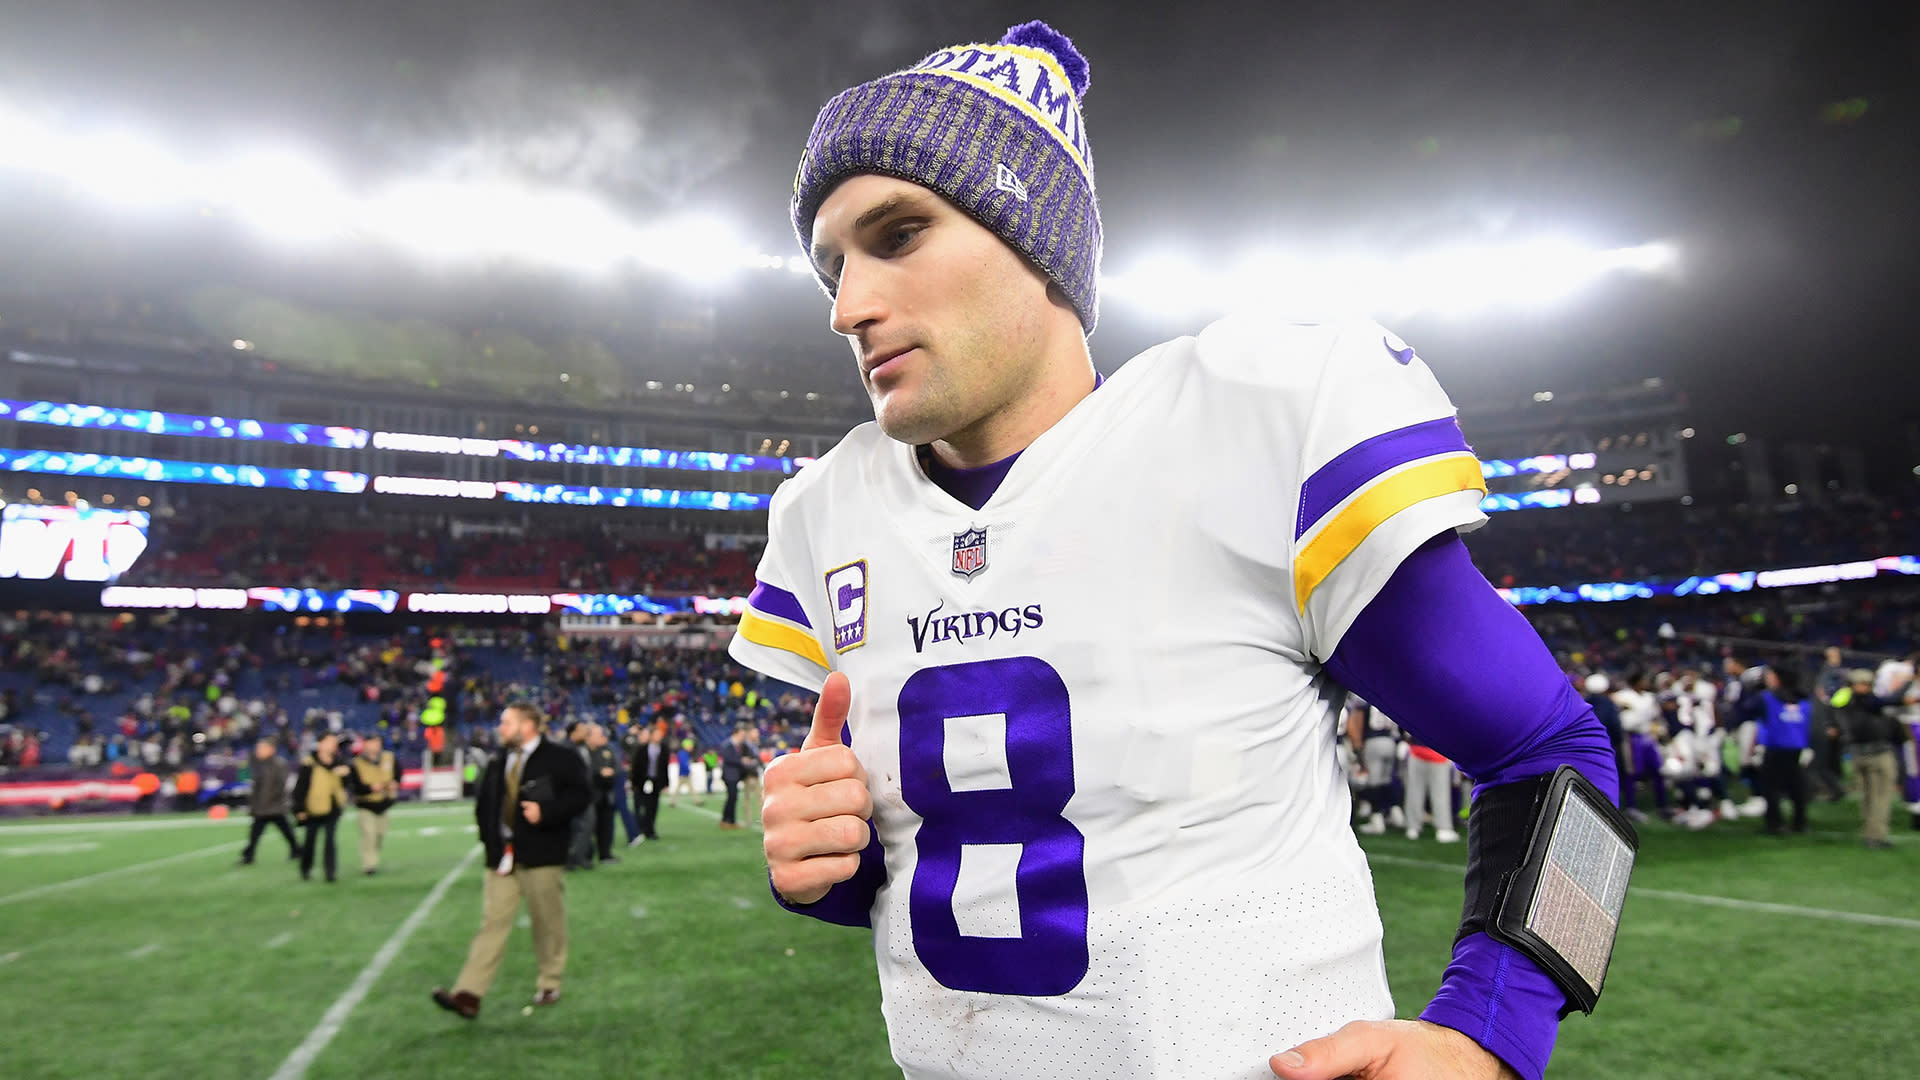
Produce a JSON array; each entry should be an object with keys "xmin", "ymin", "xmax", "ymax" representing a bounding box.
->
[
  {"xmin": 520, "ymin": 800, "xmax": 542, "ymax": 825},
  {"xmin": 1271, "ymin": 1020, "xmax": 1518, "ymax": 1080}
]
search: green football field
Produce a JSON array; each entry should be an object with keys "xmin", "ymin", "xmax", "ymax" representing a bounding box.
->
[{"xmin": 0, "ymin": 798, "xmax": 1911, "ymax": 1080}]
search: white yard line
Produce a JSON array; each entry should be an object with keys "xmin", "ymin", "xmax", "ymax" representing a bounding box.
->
[
  {"xmin": 265, "ymin": 846, "xmax": 481, "ymax": 1080},
  {"xmin": 266, "ymin": 932, "xmax": 295, "ymax": 950},
  {"xmin": 127, "ymin": 943, "xmax": 162, "ymax": 959},
  {"xmin": 0, "ymin": 841, "xmax": 233, "ymax": 906},
  {"xmin": 1365, "ymin": 852, "xmax": 1920, "ymax": 931}
]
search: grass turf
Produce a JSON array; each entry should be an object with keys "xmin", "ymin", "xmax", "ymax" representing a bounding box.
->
[{"xmin": 0, "ymin": 797, "xmax": 1911, "ymax": 1079}]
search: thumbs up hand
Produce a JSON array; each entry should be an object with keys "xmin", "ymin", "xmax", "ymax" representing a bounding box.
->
[{"xmin": 763, "ymin": 672, "xmax": 872, "ymax": 905}]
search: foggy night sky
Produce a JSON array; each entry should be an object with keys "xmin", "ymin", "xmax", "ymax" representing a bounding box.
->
[{"xmin": 1, "ymin": 0, "xmax": 1915, "ymax": 449}]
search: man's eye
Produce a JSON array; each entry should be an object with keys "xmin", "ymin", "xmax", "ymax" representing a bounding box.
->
[{"xmin": 885, "ymin": 224, "xmax": 921, "ymax": 251}]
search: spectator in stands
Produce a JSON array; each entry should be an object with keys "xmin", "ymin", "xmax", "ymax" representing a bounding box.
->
[
  {"xmin": 348, "ymin": 734, "xmax": 400, "ymax": 876},
  {"xmin": 1834, "ymin": 669, "xmax": 1905, "ymax": 849},
  {"xmin": 1755, "ymin": 668, "xmax": 1814, "ymax": 836},
  {"xmin": 291, "ymin": 733, "xmax": 350, "ymax": 882},
  {"xmin": 240, "ymin": 739, "xmax": 298, "ymax": 865},
  {"xmin": 585, "ymin": 724, "xmax": 620, "ymax": 864}
]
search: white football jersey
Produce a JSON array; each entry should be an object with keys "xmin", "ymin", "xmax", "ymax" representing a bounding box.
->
[
  {"xmin": 1612, "ymin": 689, "xmax": 1660, "ymax": 736},
  {"xmin": 730, "ymin": 318, "xmax": 1489, "ymax": 1080},
  {"xmin": 1675, "ymin": 679, "xmax": 1718, "ymax": 735}
]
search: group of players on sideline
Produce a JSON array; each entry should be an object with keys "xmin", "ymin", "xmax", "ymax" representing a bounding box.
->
[{"xmin": 1344, "ymin": 649, "xmax": 1920, "ymax": 847}]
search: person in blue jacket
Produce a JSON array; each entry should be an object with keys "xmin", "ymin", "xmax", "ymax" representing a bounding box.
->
[{"xmin": 1755, "ymin": 667, "xmax": 1813, "ymax": 835}]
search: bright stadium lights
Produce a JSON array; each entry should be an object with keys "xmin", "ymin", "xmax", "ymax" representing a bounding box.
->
[
  {"xmin": 66, "ymin": 130, "xmax": 199, "ymax": 210},
  {"xmin": 357, "ymin": 181, "xmax": 633, "ymax": 270},
  {"xmin": 630, "ymin": 215, "xmax": 757, "ymax": 280},
  {"xmin": 209, "ymin": 147, "xmax": 354, "ymax": 247},
  {"xmin": 0, "ymin": 95, "xmax": 1683, "ymax": 308},
  {"xmin": 1102, "ymin": 237, "xmax": 1680, "ymax": 322}
]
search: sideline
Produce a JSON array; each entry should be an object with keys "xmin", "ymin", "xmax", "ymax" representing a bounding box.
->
[{"xmin": 0, "ymin": 804, "xmax": 472, "ymax": 835}]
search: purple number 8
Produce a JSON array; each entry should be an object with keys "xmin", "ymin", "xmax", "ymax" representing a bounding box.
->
[{"xmin": 896, "ymin": 657, "xmax": 1088, "ymax": 996}]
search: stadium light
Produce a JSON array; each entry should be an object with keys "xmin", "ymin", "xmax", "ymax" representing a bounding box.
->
[
  {"xmin": 210, "ymin": 147, "xmax": 354, "ymax": 248},
  {"xmin": 0, "ymin": 94, "xmax": 1683, "ymax": 310},
  {"xmin": 67, "ymin": 130, "xmax": 199, "ymax": 210},
  {"xmin": 1103, "ymin": 236, "xmax": 1679, "ymax": 323}
]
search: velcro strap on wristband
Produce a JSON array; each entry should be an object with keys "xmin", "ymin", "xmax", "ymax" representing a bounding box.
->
[{"xmin": 1457, "ymin": 772, "xmax": 1553, "ymax": 943}]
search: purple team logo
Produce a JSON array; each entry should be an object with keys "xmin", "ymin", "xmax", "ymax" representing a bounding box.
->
[
  {"xmin": 951, "ymin": 526, "xmax": 989, "ymax": 580},
  {"xmin": 824, "ymin": 559, "xmax": 869, "ymax": 654}
]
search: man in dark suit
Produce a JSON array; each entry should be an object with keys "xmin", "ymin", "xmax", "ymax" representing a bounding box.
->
[
  {"xmin": 630, "ymin": 722, "xmax": 671, "ymax": 842},
  {"xmin": 586, "ymin": 723, "xmax": 621, "ymax": 863},
  {"xmin": 433, "ymin": 702, "xmax": 591, "ymax": 1019}
]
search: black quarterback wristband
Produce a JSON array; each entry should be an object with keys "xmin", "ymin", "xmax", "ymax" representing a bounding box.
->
[{"xmin": 1457, "ymin": 765, "xmax": 1638, "ymax": 1014}]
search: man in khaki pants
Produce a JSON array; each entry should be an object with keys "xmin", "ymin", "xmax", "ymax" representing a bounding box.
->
[
  {"xmin": 433, "ymin": 703, "xmax": 591, "ymax": 1018},
  {"xmin": 348, "ymin": 734, "xmax": 400, "ymax": 875},
  {"xmin": 1834, "ymin": 670, "xmax": 1907, "ymax": 849}
]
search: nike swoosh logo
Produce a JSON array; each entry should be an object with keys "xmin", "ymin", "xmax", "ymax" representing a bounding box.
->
[{"xmin": 1384, "ymin": 337, "xmax": 1416, "ymax": 365}]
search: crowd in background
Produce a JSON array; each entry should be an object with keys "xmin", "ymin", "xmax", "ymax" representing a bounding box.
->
[
  {"xmin": 1460, "ymin": 493, "xmax": 1920, "ymax": 588},
  {"xmin": 0, "ymin": 618, "xmax": 817, "ymax": 804},
  {"xmin": 125, "ymin": 501, "xmax": 762, "ymax": 595},
  {"xmin": 6, "ymin": 489, "xmax": 1920, "ymax": 851},
  {"xmin": 70, "ymin": 481, "xmax": 1920, "ymax": 600}
]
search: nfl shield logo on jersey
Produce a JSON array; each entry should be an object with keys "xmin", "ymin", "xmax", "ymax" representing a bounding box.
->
[{"xmin": 951, "ymin": 526, "xmax": 989, "ymax": 580}]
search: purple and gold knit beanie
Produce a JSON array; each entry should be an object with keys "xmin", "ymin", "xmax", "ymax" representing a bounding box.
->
[{"xmin": 791, "ymin": 20, "xmax": 1102, "ymax": 333}]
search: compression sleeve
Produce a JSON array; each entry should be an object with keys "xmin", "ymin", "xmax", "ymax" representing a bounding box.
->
[{"xmin": 1325, "ymin": 531, "xmax": 1619, "ymax": 1080}]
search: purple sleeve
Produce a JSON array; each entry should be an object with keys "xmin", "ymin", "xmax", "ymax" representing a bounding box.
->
[
  {"xmin": 1324, "ymin": 531, "xmax": 1619, "ymax": 1080},
  {"xmin": 769, "ymin": 714, "xmax": 888, "ymax": 927},
  {"xmin": 771, "ymin": 828, "xmax": 886, "ymax": 926}
]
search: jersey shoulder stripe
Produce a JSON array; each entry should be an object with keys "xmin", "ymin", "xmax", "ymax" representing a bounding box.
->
[
  {"xmin": 747, "ymin": 580, "xmax": 813, "ymax": 628},
  {"xmin": 737, "ymin": 607, "xmax": 830, "ymax": 671},
  {"xmin": 1296, "ymin": 416, "xmax": 1474, "ymax": 540},
  {"xmin": 1293, "ymin": 455, "xmax": 1486, "ymax": 612}
]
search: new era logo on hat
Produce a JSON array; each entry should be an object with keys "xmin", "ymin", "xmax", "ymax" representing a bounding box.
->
[{"xmin": 995, "ymin": 163, "xmax": 1029, "ymax": 202}]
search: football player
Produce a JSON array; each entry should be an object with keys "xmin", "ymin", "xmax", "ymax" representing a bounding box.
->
[
  {"xmin": 1345, "ymin": 694, "xmax": 1404, "ymax": 835},
  {"xmin": 733, "ymin": 21, "xmax": 1623, "ymax": 1080},
  {"xmin": 1611, "ymin": 673, "xmax": 1666, "ymax": 823}
]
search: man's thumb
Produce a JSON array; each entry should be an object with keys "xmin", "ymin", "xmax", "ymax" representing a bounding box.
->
[
  {"xmin": 1270, "ymin": 1021, "xmax": 1386, "ymax": 1079},
  {"xmin": 801, "ymin": 672, "xmax": 852, "ymax": 750}
]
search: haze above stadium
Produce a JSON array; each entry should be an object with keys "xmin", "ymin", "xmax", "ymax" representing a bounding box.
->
[{"xmin": 0, "ymin": 0, "xmax": 1914, "ymax": 447}]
